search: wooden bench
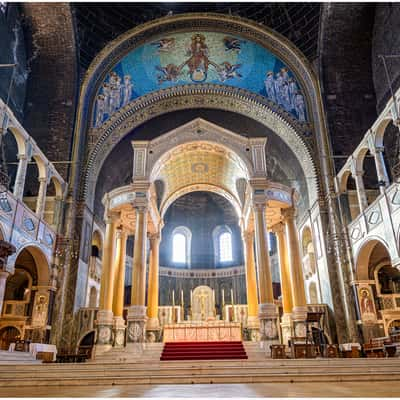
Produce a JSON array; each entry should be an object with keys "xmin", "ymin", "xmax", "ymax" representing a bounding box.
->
[
  {"xmin": 270, "ymin": 344, "xmax": 286, "ymax": 359},
  {"xmin": 364, "ymin": 337, "xmax": 388, "ymax": 358}
]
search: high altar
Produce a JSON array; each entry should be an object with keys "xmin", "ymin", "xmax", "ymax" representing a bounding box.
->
[{"xmin": 160, "ymin": 285, "xmax": 247, "ymax": 342}]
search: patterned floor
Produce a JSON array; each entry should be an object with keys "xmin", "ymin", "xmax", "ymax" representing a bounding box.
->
[{"xmin": 1, "ymin": 381, "xmax": 400, "ymax": 397}]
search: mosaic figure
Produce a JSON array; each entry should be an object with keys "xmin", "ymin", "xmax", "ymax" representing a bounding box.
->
[
  {"xmin": 122, "ymin": 75, "xmax": 133, "ymax": 107},
  {"xmin": 264, "ymin": 71, "xmax": 276, "ymax": 103},
  {"xmin": 294, "ymin": 92, "xmax": 306, "ymax": 121},
  {"xmin": 95, "ymin": 94, "xmax": 105, "ymax": 127}
]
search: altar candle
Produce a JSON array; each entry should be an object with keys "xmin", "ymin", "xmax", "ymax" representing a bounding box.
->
[
  {"xmin": 212, "ymin": 289, "xmax": 215, "ymax": 305},
  {"xmin": 190, "ymin": 289, "xmax": 193, "ymax": 308},
  {"xmin": 222, "ymin": 288, "xmax": 225, "ymax": 306},
  {"xmin": 231, "ymin": 288, "xmax": 234, "ymax": 305},
  {"xmin": 172, "ymin": 290, "xmax": 175, "ymax": 307},
  {"xmin": 181, "ymin": 289, "xmax": 184, "ymax": 307}
]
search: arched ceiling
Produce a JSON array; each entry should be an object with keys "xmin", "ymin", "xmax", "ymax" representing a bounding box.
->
[
  {"xmin": 156, "ymin": 142, "xmax": 247, "ymax": 213},
  {"xmin": 74, "ymin": 3, "xmax": 321, "ymax": 70}
]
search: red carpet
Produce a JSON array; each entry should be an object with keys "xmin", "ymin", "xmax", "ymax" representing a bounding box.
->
[{"xmin": 160, "ymin": 341, "xmax": 248, "ymax": 361}]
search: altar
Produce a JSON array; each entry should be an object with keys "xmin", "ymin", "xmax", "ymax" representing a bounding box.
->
[{"xmin": 163, "ymin": 321, "xmax": 242, "ymax": 342}]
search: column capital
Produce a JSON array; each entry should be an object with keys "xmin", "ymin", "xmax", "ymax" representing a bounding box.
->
[
  {"xmin": 253, "ymin": 202, "xmax": 266, "ymax": 212},
  {"xmin": 271, "ymin": 222, "xmax": 285, "ymax": 235},
  {"xmin": 148, "ymin": 232, "xmax": 161, "ymax": 243},
  {"xmin": 242, "ymin": 229, "xmax": 254, "ymax": 243},
  {"xmin": 17, "ymin": 153, "xmax": 29, "ymax": 161},
  {"xmin": 104, "ymin": 211, "xmax": 120, "ymax": 225},
  {"xmin": 282, "ymin": 207, "xmax": 297, "ymax": 221},
  {"xmin": 38, "ymin": 176, "xmax": 48, "ymax": 183},
  {"xmin": 133, "ymin": 204, "xmax": 148, "ymax": 214}
]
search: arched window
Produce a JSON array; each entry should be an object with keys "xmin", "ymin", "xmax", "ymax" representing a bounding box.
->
[
  {"xmin": 171, "ymin": 226, "xmax": 191, "ymax": 267},
  {"xmin": 219, "ymin": 231, "xmax": 233, "ymax": 262},
  {"xmin": 213, "ymin": 225, "xmax": 234, "ymax": 266},
  {"xmin": 173, "ymin": 233, "xmax": 186, "ymax": 263}
]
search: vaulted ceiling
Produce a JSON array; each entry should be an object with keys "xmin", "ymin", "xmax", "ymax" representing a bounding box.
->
[{"xmin": 73, "ymin": 2, "xmax": 321, "ymax": 70}]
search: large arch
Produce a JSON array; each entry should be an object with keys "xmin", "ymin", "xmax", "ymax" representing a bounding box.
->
[
  {"xmin": 11, "ymin": 245, "xmax": 51, "ymax": 286},
  {"xmin": 355, "ymin": 238, "xmax": 392, "ymax": 280},
  {"xmin": 71, "ymin": 14, "xmax": 324, "ymax": 211}
]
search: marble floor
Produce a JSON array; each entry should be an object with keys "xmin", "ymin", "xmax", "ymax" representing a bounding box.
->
[{"xmin": 0, "ymin": 381, "xmax": 400, "ymax": 398}]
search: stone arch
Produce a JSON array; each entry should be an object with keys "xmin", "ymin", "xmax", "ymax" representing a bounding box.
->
[
  {"xmin": 72, "ymin": 14, "xmax": 322, "ymax": 211},
  {"xmin": 355, "ymin": 237, "xmax": 393, "ymax": 280},
  {"xmin": 91, "ymin": 229, "xmax": 103, "ymax": 259},
  {"xmin": 0, "ymin": 325, "xmax": 22, "ymax": 350},
  {"xmin": 11, "ymin": 245, "xmax": 51, "ymax": 285}
]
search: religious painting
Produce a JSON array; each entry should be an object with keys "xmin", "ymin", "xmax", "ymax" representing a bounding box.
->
[
  {"xmin": 93, "ymin": 31, "xmax": 307, "ymax": 127},
  {"xmin": 358, "ymin": 285, "xmax": 377, "ymax": 322}
]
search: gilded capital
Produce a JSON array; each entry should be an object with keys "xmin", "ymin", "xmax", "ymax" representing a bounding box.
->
[
  {"xmin": 242, "ymin": 230, "xmax": 255, "ymax": 243},
  {"xmin": 271, "ymin": 222, "xmax": 284, "ymax": 235},
  {"xmin": 282, "ymin": 207, "xmax": 296, "ymax": 221}
]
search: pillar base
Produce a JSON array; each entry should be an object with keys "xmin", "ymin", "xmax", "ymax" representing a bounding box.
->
[
  {"xmin": 243, "ymin": 316, "xmax": 260, "ymax": 341},
  {"xmin": 291, "ymin": 306, "xmax": 308, "ymax": 338},
  {"xmin": 126, "ymin": 305, "xmax": 147, "ymax": 343},
  {"xmin": 113, "ymin": 316, "xmax": 126, "ymax": 348},
  {"xmin": 95, "ymin": 310, "xmax": 114, "ymax": 346},
  {"xmin": 280, "ymin": 313, "xmax": 292, "ymax": 345},
  {"xmin": 258, "ymin": 303, "xmax": 279, "ymax": 347}
]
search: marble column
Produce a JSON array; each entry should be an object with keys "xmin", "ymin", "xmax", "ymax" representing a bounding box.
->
[
  {"xmin": 127, "ymin": 206, "xmax": 148, "ymax": 345},
  {"xmin": 253, "ymin": 203, "xmax": 279, "ymax": 343},
  {"xmin": 147, "ymin": 232, "xmax": 161, "ymax": 335},
  {"xmin": 96, "ymin": 216, "xmax": 117, "ymax": 351},
  {"xmin": 242, "ymin": 230, "xmax": 259, "ymax": 336},
  {"xmin": 112, "ymin": 229, "xmax": 127, "ymax": 348},
  {"xmin": 353, "ymin": 171, "xmax": 369, "ymax": 212},
  {"xmin": 272, "ymin": 222, "xmax": 294, "ymax": 344},
  {"xmin": 372, "ymin": 146, "xmax": 390, "ymax": 193},
  {"xmin": 35, "ymin": 177, "xmax": 48, "ymax": 219},
  {"xmin": 0, "ymin": 270, "xmax": 9, "ymax": 315},
  {"xmin": 13, "ymin": 154, "xmax": 29, "ymax": 200},
  {"xmin": 283, "ymin": 208, "xmax": 307, "ymax": 337}
]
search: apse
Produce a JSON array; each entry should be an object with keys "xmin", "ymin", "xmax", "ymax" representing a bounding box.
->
[{"xmin": 159, "ymin": 191, "xmax": 244, "ymax": 269}]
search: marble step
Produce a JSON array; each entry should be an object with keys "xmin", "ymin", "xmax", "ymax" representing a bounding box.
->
[
  {"xmin": 0, "ymin": 350, "xmax": 40, "ymax": 364},
  {"xmin": 1, "ymin": 359, "xmax": 400, "ymax": 382},
  {"xmin": 0, "ymin": 367, "xmax": 399, "ymax": 386}
]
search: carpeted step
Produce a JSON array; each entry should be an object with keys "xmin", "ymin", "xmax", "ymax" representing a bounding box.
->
[{"xmin": 161, "ymin": 341, "xmax": 248, "ymax": 361}]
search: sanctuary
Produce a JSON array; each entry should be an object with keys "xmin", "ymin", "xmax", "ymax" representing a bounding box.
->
[{"xmin": 1, "ymin": 3, "xmax": 400, "ymax": 393}]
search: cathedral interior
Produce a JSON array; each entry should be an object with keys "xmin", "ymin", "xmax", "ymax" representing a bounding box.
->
[{"xmin": 1, "ymin": 1, "xmax": 400, "ymax": 396}]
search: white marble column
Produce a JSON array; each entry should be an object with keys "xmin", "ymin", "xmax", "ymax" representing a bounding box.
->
[
  {"xmin": 13, "ymin": 154, "xmax": 29, "ymax": 200},
  {"xmin": 127, "ymin": 205, "xmax": 148, "ymax": 345},
  {"xmin": 0, "ymin": 270, "xmax": 9, "ymax": 315},
  {"xmin": 372, "ymin": 146, "xmax": 390, "ymax": 193},
  {"xmin": 35, "ymin": 177, "xmax": 48, "ymax": 219},
  {"xmin": 353, "ymin": 171, "xmax": 369, "ymax": 212}
]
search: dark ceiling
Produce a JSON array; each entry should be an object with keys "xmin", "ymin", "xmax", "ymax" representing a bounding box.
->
[{"xmin": 73, "ymin": 2, "xmax": 321, "ymax": 70}]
